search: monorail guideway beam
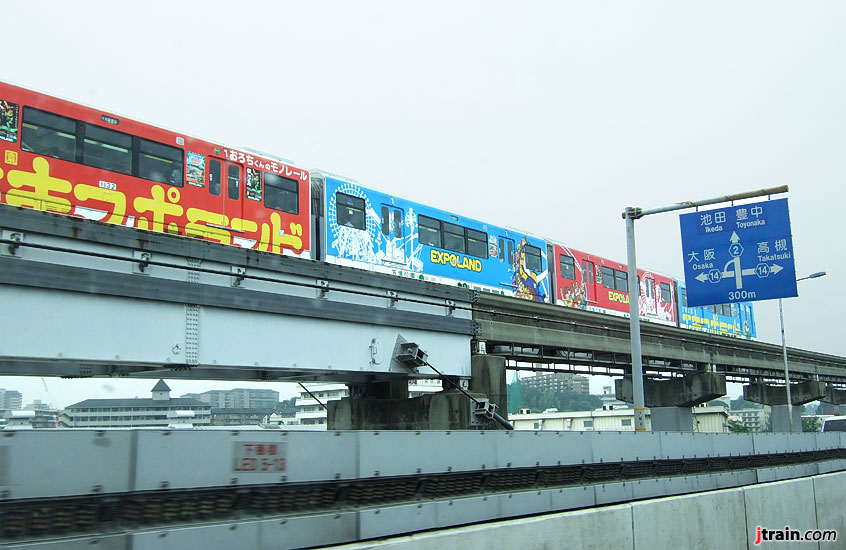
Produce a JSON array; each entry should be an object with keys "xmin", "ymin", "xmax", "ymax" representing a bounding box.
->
[
  {"xmin": 472, "ymin": 293, "xmax": 846, "ymax": 385},
  {"xmin": 0, "ymin": 207, "xmax": 474, "ymax": 383}
]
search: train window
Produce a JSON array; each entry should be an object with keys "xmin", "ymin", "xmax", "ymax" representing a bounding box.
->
[
  {"xmin": 138, "ymin": 138, "xmax": 183, "ymax": 187},
  {"xmin": 227, "ymin": 165, "xmax": 240, "ymax": 200},
  {"xmin": 645, "ymin": 280, "xmax": 654, "ymax": 299},
  {"xmin": 393, "ymin": 209, "xmax": 403, "ymax": 238},
  {"xmin": 21, "ymin": 107, "xmax": 77, "ymax": 162},
  {"xmin": 601, "ymin": 267, "xmax": 615, "ymax": 289},
  {"xmin": 660, "ymin": 282, "xmax": 672, "ymax": 302},
  {"xmin": 209, "ymin": 159, "xmax": 221, "ymax": 196},
  {"xmin": 615, "ymin": 269, "xmax": 628, "ymax": 293},
  {"xmin": 418, "ymin": 215, "xmax": 441, "ymax": 247},
  {"xmin": 497, "ymin": 238, "xmax": 505, "ymax": 261},
  {"xmin": 443, "ymin": 222, "xmax": 465, "ymax": 254},
  {"xmin": 722, "ymin": 304, "xmax": 733, "ymax": 316},
  {"xmin": 467, "ymin": 228, "xmax": 488, "ymax": 258},
  {"xmin": 264, "ymin": 172, "xmax": 298, "ymax": 214},
  {"xmin": 336, "ymin": 192, "xmax": 365, "ymax": 230},
  {"xmin": 507, "ymin": 240, "xmax": 514, "ymax": 265},
  {"xmin": 381, "ymin": 206, "xmax": 390, "ymax": 236},
  {"xmin": 559, "ymin": 255, "xmax": 575, "ymax": 280},
  {"xmin": 681, "ymin": 288, "xmax": 688, "ymax": 307},
  {"xmin": 524, "ymin": 244, "xmax": 542, "ymax": 272},
  {"xmin": 83, "ymin": 123, "xmax": 133, "ymax": 176}
]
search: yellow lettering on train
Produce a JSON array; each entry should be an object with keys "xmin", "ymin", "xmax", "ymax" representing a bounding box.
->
[
  {"xmin": 73, "ymin": 184, "xmax": 127, "ymax": 225},
  {"xmin": 0, "ymin": 157, "xmax": 311, "ymax": 255},
  {"xmin": 134, "ymin": 184, "xmax": 184, "ymax": 233},
  {"xmin": 429, "ymin": 249, "xmax": 482, "ymax": 272},
  {"xmin": 608, "ymin": 290, "xmax": 629, "ymax": 304},
  {"xmin": 7, "ymin": 157, "xmax": 72, "ymax": 213}
]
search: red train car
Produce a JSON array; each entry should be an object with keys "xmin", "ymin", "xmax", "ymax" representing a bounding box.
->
[
  {"xmin": 0, "ymin": 82, "xmax": 311, "ymax": 257},
  {"xmin": 550, "ymin": 242, "xmax": 677, "ymax": 326}
]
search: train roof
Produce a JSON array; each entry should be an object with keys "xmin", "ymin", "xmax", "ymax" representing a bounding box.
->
[
  {"xmin": 0, "ymin": 80, "xmax": 308, "ymax": 173},
  {"xmin": 316, "ymin": 170, "xmax": 544, "ymax": 241},
  {"xmin": 547, "ymin": 238, "xmax": 677, "ymax": 281}
]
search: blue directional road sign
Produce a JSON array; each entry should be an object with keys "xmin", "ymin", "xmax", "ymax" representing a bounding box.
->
[{"xmin": 679, "ymin": 198, "xmax": 797, "ymax": 307}]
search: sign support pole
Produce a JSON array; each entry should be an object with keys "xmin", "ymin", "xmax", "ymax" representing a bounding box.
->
[
  {"xmin": 622, "ymin": 185, "xmax": 788, "ymax": 433},
  {"xmin": 625, "ymin": 210, "xmax": 647, "ymax": 430}
]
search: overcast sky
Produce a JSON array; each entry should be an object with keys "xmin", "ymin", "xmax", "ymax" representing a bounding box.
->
[{"xmin": 3, "ymin": 1, "xmax": 844, "ymax": 408}]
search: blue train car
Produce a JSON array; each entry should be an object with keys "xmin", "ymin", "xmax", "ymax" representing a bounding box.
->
[
  {"xmin": 317, "ymin": 173, "xmax": 549, "ymax": 301},
  {"xmin": 677, "ymin": 280, "xmax": 757, "ymax": 339}
]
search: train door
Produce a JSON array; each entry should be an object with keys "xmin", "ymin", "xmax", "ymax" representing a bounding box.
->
[
  {"xmin": 207, "ymin": 157, "xmax": 244, "ymax": 223},
  {"xmin": 497, "ymin": 236, "xmax": 515, "ymax": 266},
  {"xmin": 582, "ymin": 260, "xmax": 596, "ymax": 303},
  {"xmin": 380, "ymin": 204, "xmax": 406, "ymax": 264},
  {"xmin": 497, "ymin": 236, "xmax": 516, "ymax": 293}
]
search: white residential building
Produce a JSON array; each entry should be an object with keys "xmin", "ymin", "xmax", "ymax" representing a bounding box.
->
[
  {"xmin": 510, "ymin": 405, "xmax": 729, "ymax": 433},
  {"xmin": 61, "ymin": 380, "xmax": 211, "ymax": 428}
]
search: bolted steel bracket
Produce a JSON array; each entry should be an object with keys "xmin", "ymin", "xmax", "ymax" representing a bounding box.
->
[
  {"xmin": 1, "ymin": 230, "xmax": 23, "ymax": 257},
  {"xmin": 133, "ymin": 251, "xmax": 152, "ymax": 274}
]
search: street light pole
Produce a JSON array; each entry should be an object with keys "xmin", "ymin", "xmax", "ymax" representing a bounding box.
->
[{"xmin": 780, "ymin": 271, "xmax": 826, "ymax": 432}]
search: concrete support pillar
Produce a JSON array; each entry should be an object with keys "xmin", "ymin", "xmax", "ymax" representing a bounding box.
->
[
  {"xmin": 615, "ymin": 373, "xmax": 726, "ymax": 432},
  {"xmin": 824, "ymin": 385, "xmax": 846, "ymax": 406},
  {"xmin": 348, "ymin": 379, "xmax": 408, "ymax": 400},
  {"xmin": 743, "ymin": 380, "xmax": 826, "ymax": 433},
  {"xmin": 327, "ymin": 389, "xmax": 486, "ymax": 430},
  {"xmin": 469, "ymin": 354, "xmax": 507, "ymax": 420},
  {"xmin": 769, "ymin": 405, "xmax": 802, "ymax": 433},
  {"xmin": 327, "ymin": 355, "xmax": 508, "ymax": 431},
  {"xmin": 650, "ymin": 407, "xmax": 695, "ymax": 432}
]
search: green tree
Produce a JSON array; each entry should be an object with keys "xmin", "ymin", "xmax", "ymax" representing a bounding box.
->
[
  {"xmin": 511, "ymin": 385, "xmax": 601, "ymax": 413},
  {"xmin": 802, "ymin": 416, "xmax": 821, "ymax": 432},
  {"xmin": 727, "ymin": 419, "xmax": 749, "ymax": 433},
  {"xmin": 507, "ymin": 373, "xmax": 524, "ymax": 413},
  {"xmin": 276, "ymin": 397, "xmax": 297, "ymax": 415}
]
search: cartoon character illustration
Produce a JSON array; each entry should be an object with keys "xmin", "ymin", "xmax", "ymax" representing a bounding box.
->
[
  {"xmin": 559, "ymin": 281, "xmax": 587, "ymax": 309},
  {"xmin": 513, "ymin": 237, "xmax": 545, "ymax": 302}
]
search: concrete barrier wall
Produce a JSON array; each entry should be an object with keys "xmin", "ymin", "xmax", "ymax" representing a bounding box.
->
[{"xmin": 330, "ymin": 471, "xmax": 846, "ymax": 550}]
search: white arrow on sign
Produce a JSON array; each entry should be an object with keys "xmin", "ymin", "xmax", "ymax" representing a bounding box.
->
[
  {"xmin": 693, "ymin": 231, "xmax": 786, "ymax": 290},
  {"xmin": 697, "ymin": 264, "xmax": 783, "ymax": 284},
  {"xmin": 723, "ymin": 268, "xmax": 757, "ymax": 278}
]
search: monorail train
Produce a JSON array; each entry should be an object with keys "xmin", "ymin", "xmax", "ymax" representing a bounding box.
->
[{"xmin": 0, "ymin": 81, "xmax": 755, "ymax": 338}]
